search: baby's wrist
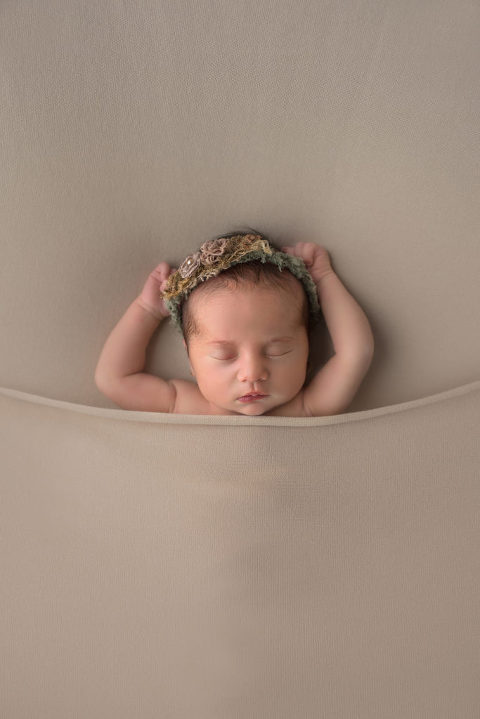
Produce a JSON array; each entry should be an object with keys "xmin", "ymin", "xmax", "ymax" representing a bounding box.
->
[
  {"xmin": 312, "ymin": 268, "xmax": 336, "ymax": 285},
  {"xmin": 135, "ymin": 297, "xmax": 168, "ymax": 322}
]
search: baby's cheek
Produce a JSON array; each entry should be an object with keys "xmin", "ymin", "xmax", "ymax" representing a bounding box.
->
[{"xmin": 197, "ymin": 370, "xmax": 222, "ymax": 397}]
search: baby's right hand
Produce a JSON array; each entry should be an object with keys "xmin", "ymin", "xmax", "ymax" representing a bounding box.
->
[{"xmin": 137, "ymin": 262, "xmax": 177, "ymax": 320}]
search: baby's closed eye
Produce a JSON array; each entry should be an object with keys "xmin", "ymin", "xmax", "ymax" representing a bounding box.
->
[{"xmin": 211, "ymin": 351, "xmax": 292, "ymax": 360}]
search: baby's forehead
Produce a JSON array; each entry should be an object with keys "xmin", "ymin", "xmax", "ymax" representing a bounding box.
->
[
  {"xmin": 206, "ymin": 286, "xmax": 293, "ymax": 303},
  {"xmin": 187, "ymin": 278, "xmax": 306, "ymax": 332},
  {"xmin": 196, "ymin": 306, "xmax": 303, "ymax": 339},
  {"xmin": 195, "ymin": 287, "xmax": 299, "ymax": 319}
]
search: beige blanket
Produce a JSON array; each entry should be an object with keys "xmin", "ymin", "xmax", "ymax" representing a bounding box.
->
[{"xmin": 2, "ymin": 382, "xmax": 479, "ymax": 717}]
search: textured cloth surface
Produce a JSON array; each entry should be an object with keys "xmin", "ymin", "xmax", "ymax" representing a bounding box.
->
[
  {"xmin": 1, "ymin": 0, "xmax": 479, "ymax": 409},
  {"xmin": 2, "ymin": 382, "xmax": 480, "ymax": 718}
]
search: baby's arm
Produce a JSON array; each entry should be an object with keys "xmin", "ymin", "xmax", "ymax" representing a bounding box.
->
[
  {"xmin": 94, "ymin": 263, "xmax": 178, "ymax": 412},
  {"xmin": 283, "ymin": 243, "xmax": 375, "ymax": 416}
]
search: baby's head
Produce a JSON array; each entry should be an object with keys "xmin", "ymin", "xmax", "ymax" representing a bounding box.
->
[{"xmin": 162, "ymin": 229, "xmax": 322, "ymax": 416}]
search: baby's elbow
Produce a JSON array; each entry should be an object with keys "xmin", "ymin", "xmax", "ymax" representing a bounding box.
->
[{"xmin": 95, "ymin": 371, "xmax": 110, "ymax": 394}]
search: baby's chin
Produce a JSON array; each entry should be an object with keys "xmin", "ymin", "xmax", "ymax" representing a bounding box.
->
[
  {"xmin": 235, "ymin": 404, "xmax": 269, "ymax": 415},
  {"xmin": 207, "ymin": 397, "xmax": 273, "ymax": 416},
  {"xmin": 232, "ymin": 396, "xmax": 277, "ymax": 415}
]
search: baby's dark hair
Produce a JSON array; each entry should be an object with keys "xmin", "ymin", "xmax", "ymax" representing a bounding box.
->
[{"xmin": 181, "ymin": 227, "xmax": 311, "ymax": 349}]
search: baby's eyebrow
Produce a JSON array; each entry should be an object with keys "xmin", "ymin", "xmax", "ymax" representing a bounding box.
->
[{"xmin": 206, "ymin": 336, "xmax": 294, "ymax": 345}]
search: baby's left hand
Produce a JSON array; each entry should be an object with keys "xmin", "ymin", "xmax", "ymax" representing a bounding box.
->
[{"xmin": 281, "ymin": 241, "xmax": 333, "ymax": 281}]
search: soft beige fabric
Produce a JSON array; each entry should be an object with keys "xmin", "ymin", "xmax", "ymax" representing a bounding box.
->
[
  {"xmin": 1, "ymin": 0, "xmax": 479, "ymax": 408},
  {"xmin": 2, "ymin": 382, "xmax": 480, "ymax": 718},
  {"xmin": 1, "ymin": 0, "xmax": 479, "ymax": 716}
]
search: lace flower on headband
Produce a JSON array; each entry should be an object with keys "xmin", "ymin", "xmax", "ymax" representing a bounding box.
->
[
  {"xmin": 163, "ymin": 234, "xmax": 270, "ymax": 295},
  {"xmin": 199, "ymin": 237, "xmax": 230, "ymax": 266},
  {"xmin": 161, "ymin": 233, "xmax": 322, "ymax": 334}
]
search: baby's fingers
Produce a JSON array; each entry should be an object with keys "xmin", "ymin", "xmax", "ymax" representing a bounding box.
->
[
  {"xmin": 150, "ymin": 263, "xmax": 177, "ymax": 284},
  {"xmin": 281, "ymin": 243, "xmax": 315, "ymax": 266},
  {"xmin": 150, "ymin": 262, "xmax": 172, "ymax": 276}
]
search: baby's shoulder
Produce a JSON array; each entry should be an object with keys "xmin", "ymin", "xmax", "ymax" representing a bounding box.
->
[
  {"xmin": 264, "ymin": 391, "xmax": 310, "ymax": 417},
  {"xmin": 169, "ymin": 379, "xmax": 212, "ymax": 415}
]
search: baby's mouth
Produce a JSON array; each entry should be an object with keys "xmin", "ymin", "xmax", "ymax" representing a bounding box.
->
[{"xmin": 238, "ymin": 393, "xmax": 268, "ymax": 400}]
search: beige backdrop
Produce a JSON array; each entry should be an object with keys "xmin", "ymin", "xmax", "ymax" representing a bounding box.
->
[{"xmin": 1, "ymin": 0, "xmax": 479, "ymax": 717}]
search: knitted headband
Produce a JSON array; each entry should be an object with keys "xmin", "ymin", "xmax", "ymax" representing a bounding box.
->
[{"xmin": 161, "ymin": 233, "xmax": 322, "ymax": 335}]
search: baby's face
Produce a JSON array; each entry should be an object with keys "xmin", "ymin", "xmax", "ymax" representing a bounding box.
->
[{"xmin": 183, "ymin": 285, "xmax": 309, "ymax": 416}]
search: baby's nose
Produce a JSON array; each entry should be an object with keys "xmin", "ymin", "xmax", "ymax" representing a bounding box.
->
[{"xmin": 238, "ymin": 357, "xmax": 268, "ymax": 382}]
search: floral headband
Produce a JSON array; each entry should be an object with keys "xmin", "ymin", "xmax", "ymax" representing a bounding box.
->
[{"xmin": 161, "ymin": 233, "xmax": 322, "ymax": 334}]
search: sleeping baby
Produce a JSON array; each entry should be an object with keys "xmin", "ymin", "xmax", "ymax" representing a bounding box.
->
[{"xmin": 95, "ymin": 230, "xmax": 374, "ymax": 416}]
